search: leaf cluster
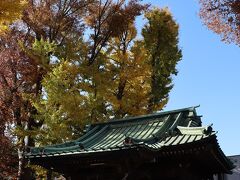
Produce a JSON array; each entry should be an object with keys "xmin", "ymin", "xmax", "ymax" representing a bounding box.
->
[
  {"xmin": 0, "ymin": 0, "xmax": 27, "ymax": 33},
  {"xmin": 199, "ymin": 0, "xmax": 240, "ymax": 45}
]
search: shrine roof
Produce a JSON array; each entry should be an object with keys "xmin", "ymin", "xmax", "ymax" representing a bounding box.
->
[
  {"xmin": 27, "ymin": 106, "xmax": 215, "ymax": 157},
  {"xmin": 26, "ymin": 106, "xmax": 234, "ymax": 173}
]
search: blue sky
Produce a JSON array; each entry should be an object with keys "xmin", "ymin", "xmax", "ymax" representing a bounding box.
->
[{"xmin": 136, "ymin": 0, "xmax": 240, "ymax": 155}]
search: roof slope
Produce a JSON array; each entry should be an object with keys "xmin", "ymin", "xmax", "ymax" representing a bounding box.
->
[
  {"xmin": 28, "ymin": 106, "xmax": 211, "ymax": 156},
  {"xmin": 26, "ymin": 106, "xmax": 233, "ymax": 173}
]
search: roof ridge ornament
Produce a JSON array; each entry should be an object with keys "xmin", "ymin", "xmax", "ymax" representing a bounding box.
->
[
  {"xmin": 177, "ymin": 124, "xmax": 214, "ymax": 135},
  {"xmin": 204, "ymin": 124, "xmax": 213, "ymax": 135},
  {"xmin": 78, "ymin": 143, "xmax": 85, "ymax": 150},
  {"xmin": 123, "ymin": 136, "xmax": 134, "ymax": 145},
  {"xmin": 194, "ymin": 105, "xmax": 201, "ymax": 109}
]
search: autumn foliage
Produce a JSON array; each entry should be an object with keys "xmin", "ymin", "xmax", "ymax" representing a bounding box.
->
[
  {"xmin": 0, "ymin": 0, "xmax": 27, "ymax": 33},
  {"xmin": 0, "ymin": 0, "xmax": 182, "ymax": 178},
  {"xmin": 199, "ymin": 0, "xmax": 240, "ymax": 45}
]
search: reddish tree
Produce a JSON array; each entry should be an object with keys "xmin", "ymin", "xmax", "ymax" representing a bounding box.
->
[
  {"xmin": 0, "ymin": 134, "xmax": 18, "ymax": 178},
  {"xmin": 199, "ymin": 0, "xmax": 240, "ymax": 45},
  {"xmin": 0, "ymin": 31, "xmax": 38, "ymax": 179}
]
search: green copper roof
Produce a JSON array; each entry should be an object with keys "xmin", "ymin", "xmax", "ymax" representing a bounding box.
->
[
  {"xmin": 27, "ymin": 106, "xmax": 216, "ymax": 157},
  {"xmin": 26, "ymin": 106, "xmax": 235, "ymax": 175}
]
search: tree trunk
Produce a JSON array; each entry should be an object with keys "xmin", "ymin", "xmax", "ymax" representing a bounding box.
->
[
  {"xmin": 17, "ymin": 151, "xmax": 33, "ymax": 180},
  {"xmin": 17, "ymin": 124, "xmax": 34, "ymax": 180},
  {"xmin": 17, "ymin": 139, "xmax": 26, "ymax": 180}
]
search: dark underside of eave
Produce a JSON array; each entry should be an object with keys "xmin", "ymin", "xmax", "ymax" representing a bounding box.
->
[{"xmin": 30, "ymin": 134, "xmax": 233, "ymax": 175}]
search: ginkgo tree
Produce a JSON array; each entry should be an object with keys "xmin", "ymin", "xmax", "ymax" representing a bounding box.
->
[
  {"xmin": 32, "ymin": 8, "xmax": 182, "ymax": 147},
  {"xmin": 143, "ymin": 8, "xmax": 182, "ymax": 112}
]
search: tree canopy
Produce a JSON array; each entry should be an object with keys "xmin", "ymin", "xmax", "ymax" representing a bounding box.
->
[
  {"xmin": 32, "ymin": 8, "xmax": 182, "ymax": 146},
  {"xmin": 0, "ymin": 1, "xmax": 181, "ymax": 178}
]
